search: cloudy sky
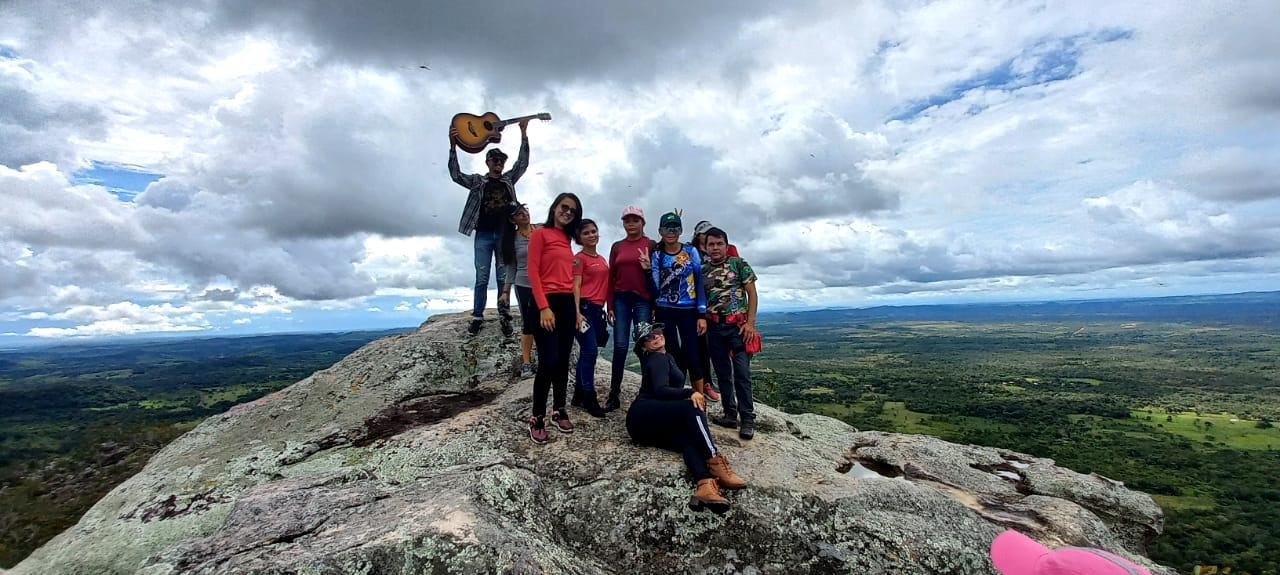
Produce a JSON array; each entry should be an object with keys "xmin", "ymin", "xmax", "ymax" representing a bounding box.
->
[{"xmin": 1, "ymin": 1, "xmax": 1278, "ymax": 342}]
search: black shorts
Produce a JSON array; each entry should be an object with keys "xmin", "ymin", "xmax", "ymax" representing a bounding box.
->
[{"xmin": 514, "ymin": 285, "xmax": 538, "ymax": 336}]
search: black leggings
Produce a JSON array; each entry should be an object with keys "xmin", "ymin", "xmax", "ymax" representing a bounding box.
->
[
  {"xmin": 626, "ymin": 397, "xmax": 717, "ymax": 480},
  {"xmin": 514, "ymin": 285, "xmax": 538, "ymax": 336},
  {"xmin": 655, "ymin": 306, "xmax": 704, "ymax": 382},
  {"xmin": 532, "ymin": 292, "xmax": 577, "ymax": 418}
]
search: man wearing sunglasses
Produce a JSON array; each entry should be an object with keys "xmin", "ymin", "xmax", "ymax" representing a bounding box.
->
[{"xmin": 448, "ymin": 120, "xmax": 532, "ymax": 335}]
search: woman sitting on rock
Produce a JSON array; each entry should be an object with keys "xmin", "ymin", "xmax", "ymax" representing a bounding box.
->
[{"xmin": 626, "ymin": 321, "xmax": 747, "ymax": 513}]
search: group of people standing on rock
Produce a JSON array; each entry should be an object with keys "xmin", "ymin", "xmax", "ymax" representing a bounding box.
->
[
  {"xmin": 448, "ymin": 124, "xmax": 757, "ymax": 512},
  {"xmin": 446, "ymin": 125, "xmax": 1165, "ymax": 560}
]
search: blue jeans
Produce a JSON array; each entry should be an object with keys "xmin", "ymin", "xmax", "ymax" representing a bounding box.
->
[
  {"xmin": 472, "ymin": 230, "xmax": 505, "ymax": 319},
  {"xmin": 610, "ymin": 291, "xmax": 652, "ymax": 395},
  {"xmin": 575, "ymin": 300, "xmax": 606, "ymax": 395},
  {"xmin": 707, "ymin": 321, "xmax": 754, "ymax": 422}
]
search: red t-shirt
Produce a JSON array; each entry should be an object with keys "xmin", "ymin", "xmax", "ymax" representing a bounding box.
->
[
  {"xmin": 574, "ymin": 251, "xmax": 609, "ymax": 305},
  {"xmin": 608, "ymin": 236, "xmax": 652, "ymax": 303},
  {"xmin": 528, "ymin": 227, "xmax": 575, "ymax": 309}
]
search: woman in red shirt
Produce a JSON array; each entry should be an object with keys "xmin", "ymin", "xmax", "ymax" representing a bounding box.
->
[
  {"xmin": 605, "ymin": 206, "xmax": 653, "ymax": 412},
  {"xmin": 572, "ymin": 219, "xmax": 609, "ymax": 418},
  {"xmin": 526, "ymin": 192, "xmax": 584, "ymax": 444}
]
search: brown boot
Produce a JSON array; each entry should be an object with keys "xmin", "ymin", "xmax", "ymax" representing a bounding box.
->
[
  {"xmin": 708, "ymin": 454, "xmax": 747, "ymax": 490},
  {"xmin": 688, "ymin": 478, "xmax": 730, "ymax": 514}
]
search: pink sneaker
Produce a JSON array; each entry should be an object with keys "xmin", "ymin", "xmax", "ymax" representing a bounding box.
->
[
  {"xmin": 550, "ymin": 409, "xmax": 575, "ymax": 434},
  {"xmin": 528, "ymin": 416, "xmax": 549, "ymax": 444},
  {"xmin": 704, "ymin": 382, "xmax": 721, "ymax": 401}
]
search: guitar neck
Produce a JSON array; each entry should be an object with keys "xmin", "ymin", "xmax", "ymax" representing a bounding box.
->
[{"xmin": 493, "ymin": 114, "xmax": 548, "ymax": 129}]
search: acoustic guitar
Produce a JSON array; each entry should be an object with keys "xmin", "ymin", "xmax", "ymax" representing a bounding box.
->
[{"xmin": 450, "ymin": 112, "xmax": 552, "ymax": 154}]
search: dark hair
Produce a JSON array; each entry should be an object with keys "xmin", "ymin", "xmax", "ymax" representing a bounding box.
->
[
  {"xmin": 500, "ymin": 203, "xmax": 529, "ymax": 266},
  {"xmin": 704, "ymin": 227, "xmax": 728, "ymax": 244},
  {"xmin": 574, "ymin": 219, "xmax": 597, "ymax": 246},
  {"xmin": 543, "ymin": 193, "xmax": 583, "ymax": 240}
]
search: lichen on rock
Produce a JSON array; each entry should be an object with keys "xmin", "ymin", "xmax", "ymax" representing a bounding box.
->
[{"xmin": 13, "ymin": 313, "xmax": 1176, "ymax": 575}]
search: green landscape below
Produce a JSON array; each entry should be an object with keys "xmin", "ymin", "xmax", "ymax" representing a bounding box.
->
[{"xmin": 2, "ymin": 292, "xmax": 1277, "ymax": 574}]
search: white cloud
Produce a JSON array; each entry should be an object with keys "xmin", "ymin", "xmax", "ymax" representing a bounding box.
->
[
  {"xmin": 24, "ymin": 300, "xmax": 210, "ymax": 338},
  {"xmin": 1, "ymin": 0, "xmax": 1278, "ymax": 336}
]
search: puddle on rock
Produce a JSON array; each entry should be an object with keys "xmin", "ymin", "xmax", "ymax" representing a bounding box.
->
[{"xmin": 842, "ymin": 461, "xmax": 907, "ymax": 481}]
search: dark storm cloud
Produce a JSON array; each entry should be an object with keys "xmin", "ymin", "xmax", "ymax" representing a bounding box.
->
[
  {"xmin": 1176, "ymin": 150, "xmax": 1280, "ymax": 203},
  {"xmin": 0, "ymin": 82, "xmax": 107, "ymax": 168},
  {"xmin": 210, "ymin": 1, "xmax": 778, "ymax": 90},
  {"xmin": 198, "ymin": 288, "xmax": 238, "ymax": 301}
]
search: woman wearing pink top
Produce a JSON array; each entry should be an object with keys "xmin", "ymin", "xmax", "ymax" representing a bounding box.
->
[{"xmin": 572, "ymin": 219, "xmax": 609, "ymax": 418}]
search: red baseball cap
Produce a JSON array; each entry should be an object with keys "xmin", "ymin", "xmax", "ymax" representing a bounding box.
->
[{"xmin": 990, "ymin": 531, "xmax": 1152, "ymax": 575}]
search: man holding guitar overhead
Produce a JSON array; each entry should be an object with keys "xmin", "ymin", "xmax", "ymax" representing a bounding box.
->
[{"xmin": 449, "ymin": 119, "xmax": 531, "ymax": 336}]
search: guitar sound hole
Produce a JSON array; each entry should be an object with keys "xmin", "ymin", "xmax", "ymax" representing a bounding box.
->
[{"xmin": 483, "ymin": 121, "xmax": 494, "ymax": 131}]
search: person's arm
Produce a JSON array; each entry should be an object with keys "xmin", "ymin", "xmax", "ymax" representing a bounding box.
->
[
  {"xmin": 528, "ymin": 230, "xmax": 548, "ymax": 310},
  {"xmin": 505, "ymin": 122, "xmax": 531, "ymax": 184},
  {"xmin": 505, "ymin": 247, "xmax": 518, "ymax": 295},
  {"xmin": 573, "ymin": 255, "xmax": 585, "ymax": 330},
  {"xmin": 742, "ymin": 280, "xmax": 759, "ymax": 343},
  {"xmin": 691, "ymin": 248, "xmax": 707, "ymax": 335},
  {"xmin": 645, "ymin": 354, "xmax": 694, "ymax": 400},
  {"xmin": 645, "ymin": 248, "xmax": 660, "ymax": 306},
  {"xmin": 692, "ymin": 248, "xmax": 708, "ymax": 314},
  {"xmin": 605, "ymin": 242, "xmax": 620, "ymax": 321},
  {"xmin": 499, "ymin": 250, "xmax": 515, "ymax": 305},
  {"xmin": 447, "ymin": 144, "xmax": 480, "ymax": 189},
  {"xmin": 739, "ymin": 259, "xmax": 759, "ymax": 339}
]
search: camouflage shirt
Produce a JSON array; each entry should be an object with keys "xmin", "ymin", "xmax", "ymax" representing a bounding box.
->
[{"xmin": 703, "ymin": 256, "xmax": 756, "ymax": 315}]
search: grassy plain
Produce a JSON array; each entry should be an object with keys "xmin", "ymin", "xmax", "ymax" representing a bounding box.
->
[{"xmin": 754, "ymin": 293, "xmax": 1280, "ymax": 575}]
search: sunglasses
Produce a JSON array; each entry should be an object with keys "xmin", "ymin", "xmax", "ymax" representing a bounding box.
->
[
  {"xmin": 660, "ymin": 226, "xmax": 682, "ymax": 234},
  {"xmin": 556, "ymin": 204, "xmax": 577, "ymax": 213}
]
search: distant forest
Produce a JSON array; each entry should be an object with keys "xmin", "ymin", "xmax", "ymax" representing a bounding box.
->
[
  {"xmin": 0, "ymin": 329, "xmax": 407, "ymax": 567},
  {"xmin": 2, "ymin": 292, "xmax": 1278, "ymax": 573},
  {"xmin": 753, "ymin": 291, "xmax": 1279, "ymax": 575}
]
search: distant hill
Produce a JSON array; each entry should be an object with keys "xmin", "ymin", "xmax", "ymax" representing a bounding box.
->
[{"xmin": 763, "ymin": 291, "xmax": 1280, "ymax": 327}]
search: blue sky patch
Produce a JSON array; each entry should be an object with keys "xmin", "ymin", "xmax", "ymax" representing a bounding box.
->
[
  {"xmin": 889, "ymin": 28, "xmax": 1134, "ymax": 122},
  {"xmin": 74, "ymin": 161, "xmax": 165, "ymax": 202},
  {"xmin": 0, "ymin": 45, "xmax": 17, "ymax": 59}
]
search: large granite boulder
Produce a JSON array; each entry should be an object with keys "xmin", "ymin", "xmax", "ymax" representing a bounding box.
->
[{"xmin": 13, "ymin": 313, "xmax": 1174, "ymax": 575}]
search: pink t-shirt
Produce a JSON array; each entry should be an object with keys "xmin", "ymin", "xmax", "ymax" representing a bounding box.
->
[{"xmin": 574, "ymin": 251, "xmax": 610, "ymax": 305}]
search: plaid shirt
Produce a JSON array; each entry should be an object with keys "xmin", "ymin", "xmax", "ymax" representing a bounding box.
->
[{"xmin": 448, "ymin": 137, "xmax": 529, "ymax": 235}]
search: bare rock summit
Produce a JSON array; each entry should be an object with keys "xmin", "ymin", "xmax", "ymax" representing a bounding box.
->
[{"xmin": 13, "ymin": 313, "xmax": 1175, "ymax": 574}]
